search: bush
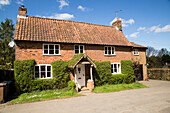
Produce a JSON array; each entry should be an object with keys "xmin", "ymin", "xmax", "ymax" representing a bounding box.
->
[
  {"xmin": 51, "ymin": 60, "xmax": 70, "ymax": 89},
  {"xmin": 67, "ymin": 81, "xmax": 76, "ymax": 90},
  {"xmin": 14, "ymin": 59, "xmax": 35, "ymax": 93},
  {"xmin": 93, "ymin": 61, "xmax": 112, "ymax": 86}
]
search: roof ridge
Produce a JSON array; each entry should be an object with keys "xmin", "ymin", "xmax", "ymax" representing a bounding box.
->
[{"xmin": 28, "ymin": 16, "xmax": 116, "ymax": 29}]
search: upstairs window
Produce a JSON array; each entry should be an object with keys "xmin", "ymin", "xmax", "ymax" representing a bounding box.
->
[
  {"xmin": 104, "ymin": 46, "xmax": 115, "ymax": 55},
  {"xmin": 134, "ymin": 49, "xmax": 139, "ymax": 55},
  {"xmin": 111, "ymin": 63, "xmax": 121, "ymax": 74},
  {"xmin": 43, "ymin": 44, "xmax": 60, "ymax": 55},
  {"xmin": 34, "ymin": 64, "xmax": 52, "ymax": 79},
  {"xmin": 75, "ymin": 45, "xmax": 84, "ymax": 54}
]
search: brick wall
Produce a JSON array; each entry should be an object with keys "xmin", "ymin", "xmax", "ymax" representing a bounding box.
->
[
  {"xmin": 131, "ymin": 48, "xmax": 147, "ymax": 80},
  {"xmin": 15, "ymin": 41, "xmax": 132, "ymax": 64},
  {"xmin": 148, "ymin": 68, "xmax": 170, "ymax": 81}
]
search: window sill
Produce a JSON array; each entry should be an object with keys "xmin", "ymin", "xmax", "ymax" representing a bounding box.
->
[
  {"xmin": 104, "ymin": 54, "xmax": 116, "ymax": 56},
  {"xmin": 134, "ymin": 54, "xmax": 139, "ymax": 56},
  {"xmin": 34, "ymin": 77, "xmax": 52, "ymax": 79},
  {"xmin": 112, "ymin": 73, "xmax": 121, "ymax": 74},
  {"xmin": 43, "ymin": 54, "xmax": 61, "ymax": 56}
]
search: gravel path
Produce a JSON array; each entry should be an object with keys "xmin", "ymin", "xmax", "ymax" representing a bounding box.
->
[{"xmin": 0, "ymin": 80, "xmax": 170, "ymax": 113}]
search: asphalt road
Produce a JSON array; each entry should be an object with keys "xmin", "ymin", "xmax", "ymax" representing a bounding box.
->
[{"xmin": 0, "ymin": 80, "xmax": 170, "ymax": 113}]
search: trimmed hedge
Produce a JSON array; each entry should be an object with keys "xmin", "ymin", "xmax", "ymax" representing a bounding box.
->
[
  {"xmin": 94, "ymin": 61, "xmax": 112, "ymax": 86},
  {"xmin": 14, "ymin": 59, "xmax": 35, "ymax": 93},
  {"xmin": 14, "ymin": 59, "xmax": 70, "ymax": 93},
  {"xmin": 94, "ymin": 60, "xmax": 135, "ymax": 86}
]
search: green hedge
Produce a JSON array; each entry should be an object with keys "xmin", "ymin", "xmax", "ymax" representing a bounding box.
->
[
  {"xmin": 94, "ymin": 60, "xmax": 135, "ymax": 86},
  {"xmin": 14, "ymin": 59, "xmax": 35, "ymax": 93},
  {"xmin": 14, "ymin": 59, "xmax": 70, "ymax": 93},
  {"xmin": 94, "ymin": 61, "xmax": 112, "ymax": 86},
  {"xmin": 51, "ymin": 60, "xmax": 70, "ymax": 89}
]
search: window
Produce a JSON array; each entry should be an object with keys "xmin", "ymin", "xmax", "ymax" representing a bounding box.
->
[
  {"xmin": 111, "ymin": 63, "xmax": 121, "ymax": 74},
  {"xmin": 104, "ymin": 46, "xmax": 115, "ymax": 55},
  {"xmin": 134, "ymin": 49, "xmax": 139, "ymax": 55},
  {"xmin": 34, "ymin": 64, "xmax": 52, "ymax": 79},
  {"xmin": 43, "ymin": 44, "xmax": 60, "ymax": 55},
  {"xmin": 74, "ymin": 45, "xmax": 84, "ymax": 54}
]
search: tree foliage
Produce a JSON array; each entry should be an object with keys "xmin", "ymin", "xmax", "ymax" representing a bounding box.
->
[
  {"xmin": 0, "ymin": 18, "xmax": 15, "ymax": 69},
  {"xmin": 147, "ymin": 46, "xmax": 170, "ymax": 68}
]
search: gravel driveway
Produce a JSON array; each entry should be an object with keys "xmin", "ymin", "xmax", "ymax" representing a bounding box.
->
[{"xmin": 0, "ymin": 80, "xmax": 170, "ymax": 113}]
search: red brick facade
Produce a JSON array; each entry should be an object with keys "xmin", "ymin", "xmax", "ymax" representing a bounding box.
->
[{"xmin": 15, "ymin": 41, "xmax": 132, "ymax": 64}]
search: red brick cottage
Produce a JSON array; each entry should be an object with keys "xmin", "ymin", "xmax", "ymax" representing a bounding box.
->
[{"xmin": 14, "ymin": 6, "xmax": 148, "ymax": 90}]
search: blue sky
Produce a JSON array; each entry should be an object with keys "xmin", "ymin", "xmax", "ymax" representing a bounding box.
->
[{"xmin": 0, "ymin": 0, "xmax": 170, "ymax": 50}]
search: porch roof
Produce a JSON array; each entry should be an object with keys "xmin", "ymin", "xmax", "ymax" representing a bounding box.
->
[{"xmin": 68, "ymin": 53, "xmax": 96, "ymax": 69}]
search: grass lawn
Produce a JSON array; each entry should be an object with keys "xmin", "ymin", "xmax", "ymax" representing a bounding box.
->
[
  {"xmin": 10, "ymin": 89, "xmax": 81, "ymax": 104},
  {"xmin": 93, "ymin": 82, "xmax": 148, "ymax": 93}
]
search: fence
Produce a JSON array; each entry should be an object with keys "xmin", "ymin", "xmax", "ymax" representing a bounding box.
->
[
  {"xmin": 0, "ymin": 69, "xmax": 14, "ymax": 82},
  {"xmin": 148, "ymin": 68, "xmax": 170, "ymax": 81}
]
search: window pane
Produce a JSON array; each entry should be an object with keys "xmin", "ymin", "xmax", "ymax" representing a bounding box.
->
[
  {"xmin": 49, "ymin": 50, "xmax": 54, "ymax": 54},
  {"xmin": 47, "ymin": 66, "xmax": 51, "ymax": 71},
  {"xmin": 35, "ymin": 66, "xmax": 39, "ymax": 71},
  {"xmin": 44, "ymin": 45, "xmax": 48, "ymax": 49},
  {"xmin": 114, "ymin": 64, "xmax": 117, "ymax": 73},
  {"xmin": 49, "ymin": 45, "xmax": 54, "ymax": 49},
  {"xmin": 105, "ymin": 47, "xmax": 107, "ymax": 54},
  {"xmin": 47, "ymin": 72, "xmax": 51, "ymax": 77},
  {"xmin": 75, "ymin": 50, "xmax": 79, "ymax": 54},
  {"xmin": 75, "ymin": 45, "xmax": 79, "ymax": 49},
  {"xmin": 80, "ymin": 46, "xmax": 83, "ymax": 49},
  {"xmin": 108, "ymin": 47, "xmax": 111, "ymax": 54},
  {"xmin": 80, "ymin": 49, "xmax": 83, "ymax": 53},
  {"xmin": 118, "ymin": 64, "xmax": 120, "ymax": 72},
  {"xmin": 41, "ymin": 72, "xmax": 46, "ymax": 78},
  {"xmin": 55, "ymin": 50, "xmax": 59, "ymax": 54},
  {"xmin": 41, "ymin": 66, "xmax": 45, "ymax": 71},
  {"xmin": 44, "ymin": 50, "xmax": 48, "ymax": 54},
  {"xmin": 35, "ymin": 72, "xmax": 39, "ymax": 78},
  {"xmin": 55, "ymin": 45, "xmax": 59, "ymax": 49},
  {"xmin": 111, "ymin": 69, "xmax": 113, "ymax": 73},
  {"xmin": 112, "ymin": 47, "xmax": 115, "ymax": 54}
]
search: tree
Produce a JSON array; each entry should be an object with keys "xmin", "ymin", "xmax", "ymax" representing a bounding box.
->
[
  {"xmin": 0, "ymin": 18, "xmax": 15, "ymax": 69},
  {"xmin": 146, "ymin": 46, "xmax": 158, "ymax": 57}
]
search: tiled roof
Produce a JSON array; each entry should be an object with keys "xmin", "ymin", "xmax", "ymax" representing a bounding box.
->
[
  {"xmin": 14, "ymin": 16, "xmax": 132, "ymax": 46},
  {"xmin": 130, "ymin": 42, "xmax": 147, "ymax": 48}
]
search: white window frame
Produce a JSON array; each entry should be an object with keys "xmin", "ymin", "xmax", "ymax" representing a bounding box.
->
[
  {"xmin": 104, "ymin": 46, "xmax": 116, "ymax": 56},
  {"xmin": 34, "ymin": 64, "xmax": 52, "ymax": 79},
  {"xmin": 134, "ymin": 49, "xmax": 139, "ymax": 55},
  {"xmin": 74, "ymin": 45, "xmax": 84, "ymax": 54},
  {"xmin": 111, "ymin": 63, "xmax": 121, "ymax": 74},
  {"xmin": 43, "ymin": 44, "xmax": 60, "ymax": 55}
]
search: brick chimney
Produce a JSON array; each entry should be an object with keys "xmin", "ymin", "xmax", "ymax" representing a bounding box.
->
[
  {"xmin": 112, "ymin": 18, "xmax": 122, "ymax": 31},
  {"xmin": 19, "ymin": 5, "xmax": 27, "ymax": 17}
]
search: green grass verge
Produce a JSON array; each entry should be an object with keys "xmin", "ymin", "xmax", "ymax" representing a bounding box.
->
[
  {"xmin": 10, "ymin": 89, "xmax": 81, "ymax": 104},
  {"xmin": 93, "ymin": 82, "xmax": 148, "ymax": 93}
]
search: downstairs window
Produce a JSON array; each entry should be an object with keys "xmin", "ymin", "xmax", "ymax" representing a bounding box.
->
[
  {"xmin": 34, "ymin": 64, "xmax": 52, "ymax": 79},
  {"xmin": 111, "ymin": 63, "xmax": 121, "ymax": 74}
]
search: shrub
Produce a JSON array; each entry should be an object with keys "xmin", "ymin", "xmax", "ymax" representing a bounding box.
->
[
  {"xmin": 67, "ymin": 81, "xmax": 76, "ymax": 90},
  {"xmin": 14, "ymin": 59, "xmax": 35, "ymax": 93},
  {"xmin": 51, "ymin": 60, "xmax": 70, "ymax": 89},
  {"xmin": 93, "ymin": 61, "xmax": 112, "ymax": 86}
]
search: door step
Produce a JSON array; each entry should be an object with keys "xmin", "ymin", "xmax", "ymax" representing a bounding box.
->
[{"xmin": 81, "ymin": 87, "xmax": 89, "ymax": 91}]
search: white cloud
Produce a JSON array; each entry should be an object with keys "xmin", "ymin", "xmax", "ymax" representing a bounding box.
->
[
  {"xmin": 155, "ymin": 25, "xmax": 170, "ymax": 33},
  {"xmin": 16, "ymin": 0, "xmax": 24, "ymax": 5},
  {"xmin": 129, "ymin": 32, "xmax": 140, "ymax": 38},
  {"xmin": 0, "ymin": 0, "xmax": 10, "ymax": 8},
  {"xmin": 110, "ymin": 17, "xmax": 135, "ymax": 27},
  {"xmin": 57, "ymin": 0, "xmax": 69, "ymax": 10},
  {"xmin": 149, "ymin": 25, "xmax": 160, "ymax": 32},
  {"xmin": 137, "ymin": 27, "xmax": 146, "ymax": 31},
  {"xmin": 36, "ymin": 13, "xmax": 74, "ymax": 20},
  {"xmin": 0, "ymin": 0, "xmax": 10, "ymax": 5},
  {"xmin": 77, "ymin": 5, "xmax": 85, "ymax": 11}
]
